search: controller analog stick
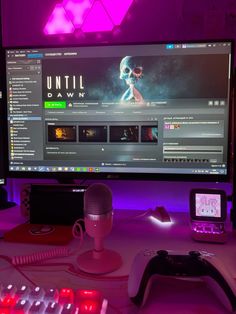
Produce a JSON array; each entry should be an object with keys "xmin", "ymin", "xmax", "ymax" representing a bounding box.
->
[
  {"xmin": 157, "ymin": 250, "xmax": 168, "ymax": 258},
  {"xmin": 188, "ymin": 251, "xmax": 201, "ymax": 258}
]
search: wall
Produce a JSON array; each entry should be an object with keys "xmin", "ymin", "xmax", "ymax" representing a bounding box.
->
[
  {"xmin": 2, "ymin": 0, "xmax": 236, "ymax": 53},
  {"xmin": 6, "ymin": 178, "xmax": 233, "ymax": 212},
  {"xmin": 2, "ymin": 0, "xmax": 235, "ymax": 212}
]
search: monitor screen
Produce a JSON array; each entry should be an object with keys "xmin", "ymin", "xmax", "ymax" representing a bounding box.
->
[{"xmin": 4, "ymin": 40, "xmax": 234, "ymax": 181}]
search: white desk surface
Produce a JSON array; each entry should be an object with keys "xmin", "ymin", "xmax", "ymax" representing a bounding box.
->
[{"xmin": 0, "ymin": 205, "xmax": 236, "ymax": 314}]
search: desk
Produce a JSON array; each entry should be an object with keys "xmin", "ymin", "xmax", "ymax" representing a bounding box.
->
[{"xmin": 0, "ymin": 206, "xmax": 236, "ymax": 313}]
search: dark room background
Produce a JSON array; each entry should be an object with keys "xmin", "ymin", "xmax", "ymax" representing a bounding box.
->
[
  {"xmin": 1, "ymin": 0, "xmax": 235, "ymax": 211},
  {"xmin": 2, "ymin": 0, "xmax": 236, "ymax": 50}
]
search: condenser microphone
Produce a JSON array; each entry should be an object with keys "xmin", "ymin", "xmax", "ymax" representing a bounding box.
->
[
  {"xmin": 77, "ymin": 183, "xmax": 122, "ymax": 274},
  {"xmin": 84, "ymin": 182, "xmax": 113, "ymax": 240}
]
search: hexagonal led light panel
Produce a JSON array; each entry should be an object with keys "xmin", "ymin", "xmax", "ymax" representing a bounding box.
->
[
  {"xmin": 44, "ymin": 0, "xmax": 134, "ymax": 35},
  {"xmin": 63, "ymin": 0, "xmax": 93, "ymax": 28},
  {"xmin": 44, "ymin": 3, "xmax": 75, "ymax": 35}
]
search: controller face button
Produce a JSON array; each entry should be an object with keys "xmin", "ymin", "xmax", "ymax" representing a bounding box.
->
[
  {"xmin": 157, "ymin": 250, "xmax": 168, "ymax": 258},
  {"xmin": 188, "ymin": 251, "xmax": 201, "ymax": 258}
]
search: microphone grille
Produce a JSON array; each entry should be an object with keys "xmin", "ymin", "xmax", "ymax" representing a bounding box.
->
[{"xmin": 84, "ymin": 183, "xmax": 113, "ymax": 215}]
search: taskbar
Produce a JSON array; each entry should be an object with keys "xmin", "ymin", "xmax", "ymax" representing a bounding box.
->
[{"xmin": 9, "ymin": 165, "xmax": 227, "ymax": 175}]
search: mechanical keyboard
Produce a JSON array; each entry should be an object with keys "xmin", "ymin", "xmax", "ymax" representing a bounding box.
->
[{"xmin": 0, "ymin": 284, "xmax": 108, "ymax": 314}]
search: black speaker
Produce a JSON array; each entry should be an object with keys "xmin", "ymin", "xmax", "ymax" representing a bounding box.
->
[{"xmin": 29, "ymin": 184, "xmax": 87, "ymax": 225}]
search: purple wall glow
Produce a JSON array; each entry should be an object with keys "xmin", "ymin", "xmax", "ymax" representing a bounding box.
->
[
  {"xmin": 7, "ymin": 179, "xmax": 233, "ymax": 214},
  {"xmin": 2, "ymin": 0, "xmax": 236, "ymax": 57},
  {"xmin": 44, "ymin": 0, "xmax": 134, "ymax": 35}
]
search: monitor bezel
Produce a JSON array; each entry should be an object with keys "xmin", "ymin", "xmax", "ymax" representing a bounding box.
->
[
  {"xmin": 1, "ymin": 39, "xmax": 235, "ymax": 182},
  {"xmin": 0, "ymin": 48, "xmax": 6, "ymax": 185}
]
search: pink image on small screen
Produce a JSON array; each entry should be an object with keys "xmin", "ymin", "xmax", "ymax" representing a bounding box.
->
[{"xmin": 195, "ymin": 193, "xmax": 221, "ymax": 218}]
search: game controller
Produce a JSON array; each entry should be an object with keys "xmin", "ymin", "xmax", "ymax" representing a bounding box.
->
[{"xmin": 128, "ymin": 249, "xmax": 236, "ymax": 311}]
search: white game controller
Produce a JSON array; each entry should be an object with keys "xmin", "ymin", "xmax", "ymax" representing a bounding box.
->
[{"xmin": 128, "ymin": 249, "xmax": 236, "ymax": 312}]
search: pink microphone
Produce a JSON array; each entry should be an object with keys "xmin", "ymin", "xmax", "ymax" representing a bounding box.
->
[{"xmin": 77, "ymin": 183, "xmax": 122, "ymax": 274}]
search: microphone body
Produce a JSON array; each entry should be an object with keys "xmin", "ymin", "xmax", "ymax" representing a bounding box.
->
[
  {"xmin": 85, "ymin": 214, "xmax": 112, "ymax": 256},
  {"xmin": 77, "ymin": 183, "xmax": 122, "ymax": 274},
  {"xmin": 84, "ymin": 182, "xmax": 113, "ymax": 238}
]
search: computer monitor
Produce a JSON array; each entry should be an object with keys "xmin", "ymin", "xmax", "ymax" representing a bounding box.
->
[{"xmin": 3, "ymin": 40, "xmax": 234, "ymax": 182}]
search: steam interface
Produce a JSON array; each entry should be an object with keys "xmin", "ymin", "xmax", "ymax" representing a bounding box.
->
[{"xmin": 6, "ymin": 42, "xmax": 232, "ymax": 175}]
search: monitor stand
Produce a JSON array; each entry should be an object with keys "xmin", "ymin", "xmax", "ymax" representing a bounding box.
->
[
  {"xmin": 0, "ymin": 186, "xmax": 16, "ymax": 210},
  {"xmin": 57, "ymin": 179, "xmax": 76, "ymax": 185}
]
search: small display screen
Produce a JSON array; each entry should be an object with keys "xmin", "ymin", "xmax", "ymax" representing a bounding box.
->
[{"xmin": 195, "ymin": 193, "xmax": 221, "ymax": 218}]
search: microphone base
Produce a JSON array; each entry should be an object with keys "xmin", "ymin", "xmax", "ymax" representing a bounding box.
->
[{"xmin": 77, "ymin": 249, "xmax": 122, "ymax": 274}]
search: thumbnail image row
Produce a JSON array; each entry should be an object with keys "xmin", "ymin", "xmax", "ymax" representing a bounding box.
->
[{"xmin": 47, "ymin": 125, "xmax": 158, "ymax": 143}]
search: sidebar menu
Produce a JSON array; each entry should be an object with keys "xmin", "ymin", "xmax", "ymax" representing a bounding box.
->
[{"xmin": 6, "ymin": 56, "xmax": 44, "ymax": 166}]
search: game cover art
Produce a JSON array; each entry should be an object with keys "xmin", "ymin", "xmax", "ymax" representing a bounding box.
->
[{"xmin": 42, "ymin": 54, "xmax": 228, "ymax": 104}]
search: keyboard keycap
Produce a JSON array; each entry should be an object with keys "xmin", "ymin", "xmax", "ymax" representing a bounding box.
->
[
  {"xmin": 79, "ymin": 300, "xmax": 101, "ymax": 314},
  {"xmin": 1, "ymin": 285, "xmax": 17, "ymax": 298},
  {"xmin": 44, "ymin": 289, "xmax": 59, "ymax": 303},
  {"xmin": 45, "ymin": 301, "xmax": 61, "ymax": 314},
  {"xmin": 28, "ymin": 301, "xmax": 46, "ymax": 314},
  {"xmin": 0, "ymin": 284, "xmax": 107, "ymax": 314},
  {"xmin": 0, "ymin": 296, "xmax": 18, "ymax": 314},
  {"xmin": 12, "ymin": 299, "xmax": 31, "ymax": 313},
  {"xmin": 15, "ymin": 286, "xmax": 31, "ymax": 299},
  {"xmin": 29, "ymin": 287, "xmax": 45, "ymax": 301},
  {"xmin": 61, "ymin": 303, "xmax": 76, "ymax": 314},
  {"xmin": 76, "ymin": 290, "xmax": 102, "ymax": 303},
  {"xmin": 58, "ymin": 289, "xmax": 74, "ymax": 305}
]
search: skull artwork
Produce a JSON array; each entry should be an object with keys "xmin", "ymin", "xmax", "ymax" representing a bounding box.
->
[
  {"xmin": 120, "ymin": 56, "xmax": 143, "ymax": 85},
  {"xmin": 120, "ymin": 56, "xmax": 144, "ymax": 103}
]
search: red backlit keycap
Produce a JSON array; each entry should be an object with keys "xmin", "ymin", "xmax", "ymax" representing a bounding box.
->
[
  {"xmin": 78, "ymin": 300, "xmax": 101, "ymax": 314},
  {"xmin": 0, "ymin": 307, "xmax": 9, "ymax": 314},
  {"xmin": 1, "ymin": 285, "xmax": 17, "ymax": 298},
  {"xmin": 75, "ymin": 290, "xmax": 103, "ymax": 312},
  {"xmin": 58, "ymin": 289, "xmax": 74, "ymax": 305},
  {"xmin": 76, "ymin": 290, "xmax": 102, "ymax": 302},
  {"xmin": 0, "ymin": 296, "xmax": 18, "ymax": 314}
]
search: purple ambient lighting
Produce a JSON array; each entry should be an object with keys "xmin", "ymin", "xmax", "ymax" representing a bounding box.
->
[
  {"xmin": 44, "ymin": 4, "xmax": 75, "ymax": 35},
  {"xmin": 63, "ymin": 0, "xmax": 93, "ymax": 28},
  {"xmin": 44, "ymin": 0, "xmax": 134, "ymax": 35},
  {"xmin": 102, "ymin": 0, "xmax": 134, "ymax": 25},
  {"xmin": 82, "ymin": 1, "xmax": 114, "ymax": 33}
]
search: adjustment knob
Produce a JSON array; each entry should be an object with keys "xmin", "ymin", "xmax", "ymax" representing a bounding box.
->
[
  {"xmin": 189, "ymin": 251, "xmax": 201, "ymax": 258},
  {"xmin": 157, "ymin": 250, "xmax": 168, "ymax": 258}
]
